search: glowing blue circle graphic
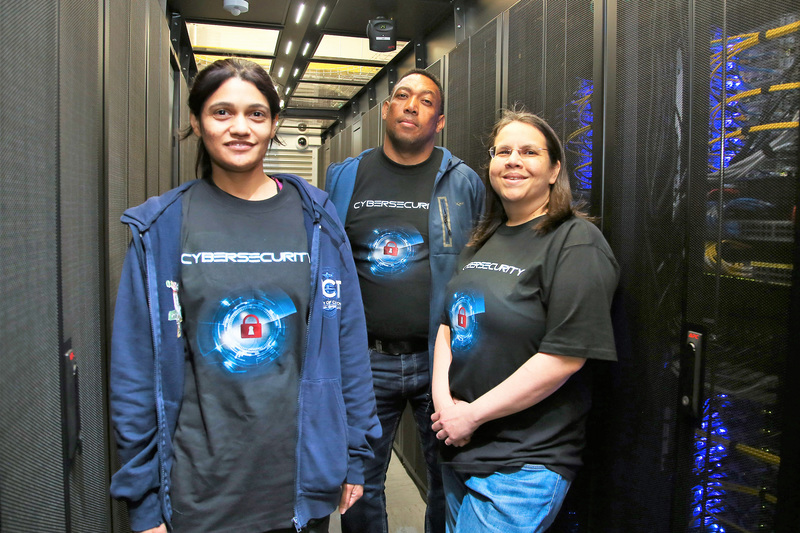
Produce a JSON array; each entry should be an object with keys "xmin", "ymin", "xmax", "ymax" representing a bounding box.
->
[
  {"xmin": 449, "ymin": 291, "xmax": 484, "ymax": 352},
  {"xmin": 197, "ymin": 291, "xmax": 296, "ymax": 373},
  {"xmin": 368, "ymin": 228, "xmax": 423, "ymax": 276}
]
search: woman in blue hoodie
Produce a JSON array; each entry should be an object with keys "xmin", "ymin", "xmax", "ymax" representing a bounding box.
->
[{"xmin": 109, "ymin": 58, "xmax": 380, "ymax": 533}]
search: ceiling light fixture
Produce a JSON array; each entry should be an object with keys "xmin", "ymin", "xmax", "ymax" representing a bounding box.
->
[
  {"xmin": 285, "ymin": 41, "xmax": 293, "ymax": 54},
  {"xmin": 295, "ymin": 3, "xmax": 306, "ymax": 24},
  {"xmin": 315, "ymin": 5, "xmax": 327, "ymax": 25},
  {"xmin": 302, "ymin": 42, "xmax": 311, "ymax": 56},
  {"xmin": 278, "ymin": 67, "xmax": 285, "ymax": 77},
  {"xmin": 223, "ymin": 0, "xmax": 248, "ymax": 16},
  {"xmin": 293, "ymin": 68, "xmax": 300, "ymax": 77}
]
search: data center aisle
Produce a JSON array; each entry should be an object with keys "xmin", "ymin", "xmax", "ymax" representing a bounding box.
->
[{"xmin": 330, "ymin": 452, "xmax": 427, "ymax": 533}]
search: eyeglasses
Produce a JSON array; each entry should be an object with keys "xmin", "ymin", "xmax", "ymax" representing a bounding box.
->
[{"xmin": 488, "ymin": 145, "xmax": 548, "ymax": 159}]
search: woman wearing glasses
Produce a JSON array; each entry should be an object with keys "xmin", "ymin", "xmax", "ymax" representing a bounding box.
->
[{"xmin": 430, "ymin": 109, "xmax": 619, "ymax": 532}]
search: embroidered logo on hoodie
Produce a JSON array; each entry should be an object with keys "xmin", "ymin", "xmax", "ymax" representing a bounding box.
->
[{"xmin": 321, "ymin": 268, "xmax": 342, "ymax": 318}]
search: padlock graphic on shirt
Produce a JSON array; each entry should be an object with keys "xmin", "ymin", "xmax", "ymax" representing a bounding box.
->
[
  {"xmin": 240, "ymin": 314, "xmax": 263, "ymax": 339},
  {"xmin": 457, "ymin": 307, "xmax": 467, "ymax": 328},
  {"xmin": 383, "ymin": 240, "xmax": 398, "ymax": 256}
]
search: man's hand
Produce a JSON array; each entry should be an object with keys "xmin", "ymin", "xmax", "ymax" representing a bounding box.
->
[
  {"xmin": 431, "ymin": 399, "xmax": 477, "ymax": 447},
  {"xmin": 339, "ymin": 483, "xmax": 364, "ymax": 514}
]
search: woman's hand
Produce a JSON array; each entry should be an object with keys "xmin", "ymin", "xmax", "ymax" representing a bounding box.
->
[
  {"xmin": 431, "ymin": 399, "xmax": 477, "ymax": 447},
  {"xmin": 339, "ymin": 483, "xmax": 363, "ymax": 514},
  {"xmin": 136, "ymin": 524, "xmax": 167, "ymax": 533}
]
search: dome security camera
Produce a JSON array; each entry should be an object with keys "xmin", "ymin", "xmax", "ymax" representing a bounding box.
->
[
  {"xmin": 296, "ymin": 136, "xmax": 309, "ymax": 150},
  {"xmin": 223, "ymin": 0, "xmax": 248, "ymax": 16}
]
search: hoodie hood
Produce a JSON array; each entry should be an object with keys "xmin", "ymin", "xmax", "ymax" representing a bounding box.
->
[
  {"xmin": 324, "ymin": 146, "xmax": 465, "ymax": 225},
  {"xmin": 121, "ymin": 180, "xmax": 197, "ymax": 233}
]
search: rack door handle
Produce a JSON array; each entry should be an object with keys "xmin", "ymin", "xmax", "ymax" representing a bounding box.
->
[{"xmin": 680, "ymin": 329, "xmax": 705, "ymax": 421}]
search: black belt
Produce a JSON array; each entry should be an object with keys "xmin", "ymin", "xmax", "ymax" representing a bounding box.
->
[{"xmin": 369, "ymin": 337, "xmax": 428, "ymax": 355}]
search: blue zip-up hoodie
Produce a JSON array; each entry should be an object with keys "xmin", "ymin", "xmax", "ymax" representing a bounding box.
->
[
  {"xmin": 109, "ymin": 175, "xmax": 381, "ymax": 532},
  {"xmin": 325, "ymin": 147, "xmax": 485, "ymax": 358}
]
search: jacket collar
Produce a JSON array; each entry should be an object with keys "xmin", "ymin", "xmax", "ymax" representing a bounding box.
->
[
  {"xmin": 121, "ymin": 180, "xmax": 197, "ymax": 233},
  {"xmin": 121, "ymin": 175, "xmax": 346, "ymax": 243},
  {"xmin": 358, "ymin": 146, "xmax": 460, "ymax": 174}
]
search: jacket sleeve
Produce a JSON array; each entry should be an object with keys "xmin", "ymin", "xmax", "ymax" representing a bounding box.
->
[
  {"xmin": 467, "ymin": 165, "xmax": 486, "ymax": 222},
  {"xmin": 109, "ymin": 238, "xmax": 164, "ymax": 531},
  {"xmin": 324, "ymin": 161, "xmax": 350, "ymax": 224},
  {"xmin": 323, "ymin": 161, "xmax": 338, "ymax": 195},
  {"xmin": 327, "ymin": 202, "xmax": 381, "ymax": 485}
]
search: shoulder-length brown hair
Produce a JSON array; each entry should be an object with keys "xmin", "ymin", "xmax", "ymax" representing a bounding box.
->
[{"xmin": 468, "ymin": 108, "xmax": 588, "ymax": 249}]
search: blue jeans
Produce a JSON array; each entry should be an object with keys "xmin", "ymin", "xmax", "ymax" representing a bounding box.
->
[
  {"xmin": 442, "ymin": 465, "xmax": 571, "ymax": 533},
  {"xmin": 340, "ymin": 349, "xmax": 444, "ymax": 533}
]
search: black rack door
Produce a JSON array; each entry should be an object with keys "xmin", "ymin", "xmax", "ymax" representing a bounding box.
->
[
  {"xmin": 675, "ymin": 0, "xmax": 798, "ymax": 531},
  {"xmin": 599, "ymin": 0, "xmax": 798, "ymax": 530}
]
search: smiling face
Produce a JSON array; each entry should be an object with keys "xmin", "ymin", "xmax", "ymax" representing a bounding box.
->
[
  {"xmin": 190, "ymin": 77, "xmax": 278, "ymax": 179},
  {"xmin": 381, "ymin": 73, "xmax": 445, "ymax": 161},
  {"xmin": 489, "ymin": 121, "xmax": 561, "ymax": 224}
]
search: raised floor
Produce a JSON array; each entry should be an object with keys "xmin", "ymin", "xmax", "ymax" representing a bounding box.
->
[{"xmin": 329, "ymin": 451, "xmax": 427, "ymax": 533}]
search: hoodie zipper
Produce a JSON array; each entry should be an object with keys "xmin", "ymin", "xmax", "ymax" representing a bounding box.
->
[
  {"xmin": 293, "ymin": 216, "xmax": 322, "ymax": 532},
  {"xmin": 438, "ymin": 196, "xmax": 453, "ymax": 247},
  {"xmin": 139, "ymin": 230, "xmax": 173, "ymax": 524}
]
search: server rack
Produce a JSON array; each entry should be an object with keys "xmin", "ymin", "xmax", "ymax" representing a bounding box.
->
[{"xmin": 322, "ymin": 0, "xmax": 799, "ymax": 529}]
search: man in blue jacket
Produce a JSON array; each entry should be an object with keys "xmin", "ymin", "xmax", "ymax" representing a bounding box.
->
[
  {"xmin": 109, "ymin": 174, "xmax": 380, "ymax": 532},
  {"xmin": 325, "ymin": 69, "xmax": 484, "ymax": 533}
]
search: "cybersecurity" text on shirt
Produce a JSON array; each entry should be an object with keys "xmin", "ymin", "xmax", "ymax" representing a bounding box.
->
[
  {"xmin": 181, "ymin": 251, "xmax": 310, "ymax": 264},
  {"xmin": 462, "ymin": 261, "xmax": 525, "ymax": 276},
  {"xmin": 352, "ymin": 200, "xmax": 429, "ymax": 210}
]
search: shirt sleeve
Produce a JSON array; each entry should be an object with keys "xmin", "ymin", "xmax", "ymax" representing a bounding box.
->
[{"xmin": 538, "ymin": 230, "xmax": 619, "ymax": 361}]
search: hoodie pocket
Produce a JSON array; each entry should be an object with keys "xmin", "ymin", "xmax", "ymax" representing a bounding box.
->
[{"xmin": 298, "ymin": 378, "xmax": 348, "ymax": 493}]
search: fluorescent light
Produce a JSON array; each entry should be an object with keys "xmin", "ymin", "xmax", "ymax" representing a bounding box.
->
[
  {"xmin": 302, "ymin": 42, "xmax": 311, "ymax": 56},
  {"xmin": 285, "ymin": 40, "xmax": 293, "ymax": 54},
  {"xmin": 315, "ymin": 5, "xmax": 327, "ymax": 25},
  {"xmin": 280, "ymin": 99, "xmax": 285, "ymax": 108},
  {"xmin": 295, "ymin": 3, "xmax": 305, "ymax": 24},
  {"xmin": 278, "ymin": 67, "xmax": 284, "ymax": 77},
  {"xmin": 293, "ymin": 68, "xmax": 300, "ymax": 77},
  {"xmin": 286, "ymin": 86, "xmax": 293, "ymax": 95}
]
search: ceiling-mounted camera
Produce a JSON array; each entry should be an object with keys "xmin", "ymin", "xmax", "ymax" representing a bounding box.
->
[
  {"xmin": 296, "ymin": 136, "xmax": 309, "ymax": 151},
  {"xmin": 367, "ymin": 17, "xmax": 396, "ymax": 52},
  {"xmin": 223, "ymin": 0, "xmax": 248, "ymax": 16}
]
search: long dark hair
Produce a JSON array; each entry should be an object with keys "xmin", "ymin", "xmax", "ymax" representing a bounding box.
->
[
  {"xmin": 469, "ymin": 108, "xmax": 587, "ymax": 249},
  {"xmin": 183, "ymin": 58, "xmax": 282, "ymax": 180}
]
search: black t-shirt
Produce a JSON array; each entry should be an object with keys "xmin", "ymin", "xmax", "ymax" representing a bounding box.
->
[
  {"xmin": 345, "ymin": 148, "xmax": 443, "ymax": 342},
  {"xmin": 440, "ymin": 215, "xmax": 619, "ymax": 480},
  {"xmin": 171, "ymin": 179, "xmax": 310, "ymax": 532}
]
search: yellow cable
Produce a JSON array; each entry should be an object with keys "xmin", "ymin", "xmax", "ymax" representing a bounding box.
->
[
  {"xmin": 709, "ymin": 121, "xmax": 799, "ymax": 145},
  {"xmin": 710, "ymin": 20, "xmax": 800, "ymax": 46},
  {"xmin": 710, "ymin": 82, "xmax": 784, "ymax": 115},
  {"xmin": 710, "ymin": 20, "xmax": 800, "ymax": 78},
  {"xmin": 766, "ymin": 19, "xmax": 800, "ymax": 40},
  {"xmin": 696, "ymin": 429, "xmax": 780, "ymax": 466},
  {"xmin": 716, "ymin": 481, "xmax": 778, "ymax": 504},
  {"xmin": 566, "ymin": 125, "xmax": 591, "ymax": 142},
  {"xmin": 704, "ymin": 241, "xmax": 751, "ymax": 277},
  {"xmin": 723, "ymin": 81, "xmax": 800, "ymax": 104}
]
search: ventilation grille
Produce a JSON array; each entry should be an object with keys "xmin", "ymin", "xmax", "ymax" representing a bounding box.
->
[
  {"xmin": 0, "ymin": 1, "xmax": 65, "ymax": 530},
  {"xmin": 265, "ymin": 147, "xmax": 318, "ymax": 185}
]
